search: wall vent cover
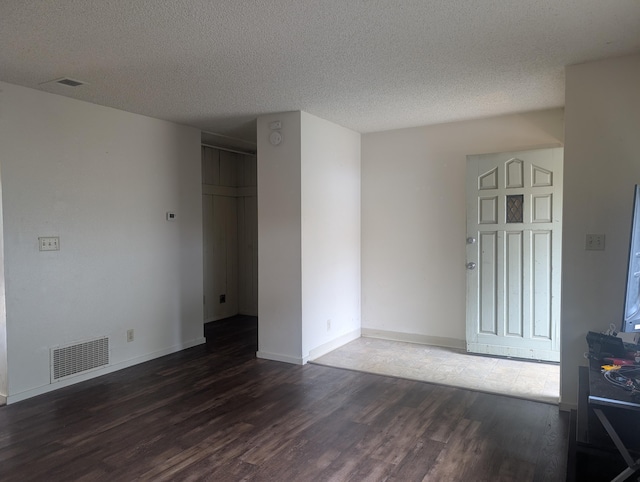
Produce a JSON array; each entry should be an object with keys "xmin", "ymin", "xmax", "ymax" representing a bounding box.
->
[{"xmin": 51, "ymin": 337, "xmax": 110, "ymax": 382}]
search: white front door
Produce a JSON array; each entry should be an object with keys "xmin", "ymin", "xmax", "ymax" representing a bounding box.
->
[{"xmin": 465, "ymin": 148, "xmax": 563, "ymax": 362}]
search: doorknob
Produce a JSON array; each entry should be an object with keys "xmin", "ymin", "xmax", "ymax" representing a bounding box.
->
[
  {"xmin": 466, "ymin": 262, "xmax": 476, "ymax": 270},
  {"xmin": 466, "ymin": 237, "xmax": 476, "ymax": 244}
]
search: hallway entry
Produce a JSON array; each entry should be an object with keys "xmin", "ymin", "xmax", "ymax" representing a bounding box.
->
[{"xmin": 201, "ymin": 145, "xmax": 258, "ymax": 323}]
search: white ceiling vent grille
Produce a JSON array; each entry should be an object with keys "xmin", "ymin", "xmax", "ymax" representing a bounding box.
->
[
  {"xmin": 51, "ymin": 337, "xmax": 109, "ymax": 382},
  {"xmin": 55, "ymin": 77, "xmax": 86, "ymax": 87},
  {"xmin": 39, "ymin": 77, "xmax": 88, "ymax": 88}
]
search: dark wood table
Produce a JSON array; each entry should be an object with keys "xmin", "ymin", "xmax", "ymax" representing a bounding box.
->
[{"xmin": 587, "ymin": 362, "xmax": 640, "ymax": 481}]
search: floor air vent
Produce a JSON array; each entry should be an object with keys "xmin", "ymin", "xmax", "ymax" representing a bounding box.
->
[{"xmin": 51, "ymin": 337, "xmax": 110, "ymax": 382}]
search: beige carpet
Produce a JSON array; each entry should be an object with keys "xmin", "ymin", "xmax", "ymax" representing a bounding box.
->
[{"xmin": 311, "ymin": 337, "xmax": 559, "ymax": 404}]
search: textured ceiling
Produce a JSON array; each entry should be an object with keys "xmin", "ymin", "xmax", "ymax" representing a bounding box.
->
[{"xmin": 1, "ymin": 1, "xmax": 640, "ymax": 145}]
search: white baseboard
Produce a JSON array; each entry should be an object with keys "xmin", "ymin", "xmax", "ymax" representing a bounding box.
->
[
  {"xmin": 308, "ymin": 329, "xmax": 361, "ymax": 361},
  {"xmin": 559, "ymin": 401, "xmax": 576, "ymax": 412},
  {"xmin": 256, "ymin": 351, "xmax": 306, "ymax": 365},
  {"xmin": 204, "ymin": 312, "xmax": 257, "ymax": 323},
  {"xmin": 361, "ymin": 328, "xmax": 465, "ymax": 350},
  {"xmin": 6, "ymin": 336, "xmax": 206, "ymax": 405},
  {"xmin": 0, "ymin": 394, "xmax": 6, "ymax": 406},
  {"xmin": 238, "ymin": 310, "xmax": 258, "ymax": 317},
  {"xmin": 256, "ymin": 329, "xmax": 362, "ymax": 365}
]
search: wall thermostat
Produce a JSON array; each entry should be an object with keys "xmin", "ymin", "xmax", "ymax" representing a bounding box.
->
[{"xmin": 269, "ymin": 131, "xmax": 282, "ymax": 146}]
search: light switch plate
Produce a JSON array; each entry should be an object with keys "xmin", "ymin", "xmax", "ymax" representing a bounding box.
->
[
  {"xmin": 39, "ymin": 236, "xmax": 60, "ymax": 251},
  {"xmin": 585, "ymin": 234, "xmax": 605, "ymax": 251}
]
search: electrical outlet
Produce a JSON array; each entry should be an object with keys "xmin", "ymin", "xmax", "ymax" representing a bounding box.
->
[
  {"xmin": 219, "ymin": 294, "xmax": 226, "ymax": 303},
  {"xmin": 127, "ymin": 329, "xmax": 134, "ymax": 342},
  {"xmin": 586, "ymin": 234, "xmax": 605, "ymax": 251}
]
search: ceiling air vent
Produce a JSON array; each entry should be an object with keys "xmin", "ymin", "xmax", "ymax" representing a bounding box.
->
[
  {"xmin": 40, "ymin": 77, "xmax": 88, "ymax": 88},
  {"xmin": 55, "ymin": 77, "xmax": 86, "ymax": 87}
]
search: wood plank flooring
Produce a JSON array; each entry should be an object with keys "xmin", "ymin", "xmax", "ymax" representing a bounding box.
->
[{"xmin": 0, "ymin": 317, "xmax": 569, "ymax": 481}]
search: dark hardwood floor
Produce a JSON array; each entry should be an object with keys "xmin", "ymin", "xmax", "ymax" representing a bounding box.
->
[{"xmin": 0, "ymin": 316, "xmax": 569, "ymax": 481}]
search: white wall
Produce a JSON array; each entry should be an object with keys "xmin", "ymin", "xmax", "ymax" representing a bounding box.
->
[
  {"xmin": 0, "ymin": 81, "xmax": 204, "ymax": 403},
  {"xmin": 0, "ymin": 166, "xmax": 6, "ymax": 402},
  {"xmin": 301, "ymin": 112, "xmax": 361, "ymax": 359},
  {"xmin": 257, "ymin": 111, "xmax": 361, "ymax": 363},
  {"xmin": 361, "ymin": 109, "xmax": 564, "ymax": 347},
  {"xmin": 561, "ymin": 54, "xmax": 640, "ymax": 407},
  {"xmin": 257, "ymin": 111, "xmax": 303, "ymax": 363}
]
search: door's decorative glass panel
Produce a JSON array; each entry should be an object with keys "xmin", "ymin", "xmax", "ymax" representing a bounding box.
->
[
  {"xmin": 505, "ymin": 232, "xmax": 523, "ymax": 337},
  {"xmin": 479, "ymin": 232, "xmax": 498, "ymax": 335},
  {"xmin": 479, "ymin": 168, "xmax": 498, "ymax": 190},
  {"xmin": 506, "ymin": 195, "xmax": 524, "ymax": 223},
  {"xmin": 532, "ymin": 194, "xmax": 552, "ymax": 223},
  {"xmin": 506, "ymin": 159, "xmax": 524, "ymax": 188},
  {"xmin": 532, "ymin": 231, "xmax": 552, "ymax": 339},
  {"xmin": 532, "ymin": 165, "xmax": 553, "ymax": 187},
  {"xmin": 479, "ymin": 196, "xmax": 498, "ymax": 224}
]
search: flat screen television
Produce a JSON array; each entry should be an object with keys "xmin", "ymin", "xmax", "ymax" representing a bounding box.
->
[{"xmin": 622, "ymin": 185, "xmax": 640, "ymax": 332}]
